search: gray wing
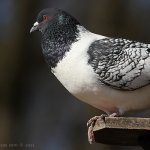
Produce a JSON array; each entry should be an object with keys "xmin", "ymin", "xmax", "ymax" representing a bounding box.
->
[{"xmin": 88, "ymin": 38, "xmax": 150, "ymax": 90}]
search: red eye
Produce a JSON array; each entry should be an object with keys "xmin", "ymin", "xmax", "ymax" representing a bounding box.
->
[{"xmin": 43, "ymin": 15, "xmax": 48, "ymax": 21}]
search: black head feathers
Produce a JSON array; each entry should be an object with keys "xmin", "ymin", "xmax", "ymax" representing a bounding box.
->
[
  {"xmin": 30, "ymin": 8, "xmax": 80, "ymax": 34},
  {"xmin": 31, "ymin": 8, "xmax": 81, "ymax": 68}
]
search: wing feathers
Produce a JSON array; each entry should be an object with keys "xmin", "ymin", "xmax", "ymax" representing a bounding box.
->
[{"xmin": 88, "ymin": 38, "xmax": 150, "ymax": 90}]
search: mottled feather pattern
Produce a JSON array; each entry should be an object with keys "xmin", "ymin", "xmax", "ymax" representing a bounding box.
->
[{"xmin": 88, "ymin": 38, "xmax": 150, "ymax": 90}]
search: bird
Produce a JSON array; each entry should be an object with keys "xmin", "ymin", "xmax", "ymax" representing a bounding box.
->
[{"xmin": 30, "ymin": 8, "xmax": 150, "ymax": 144}]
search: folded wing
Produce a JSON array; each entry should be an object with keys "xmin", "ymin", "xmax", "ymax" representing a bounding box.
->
[{"xmin": 88, "ymin": 38, "xmax": 150, "ymax": 90}]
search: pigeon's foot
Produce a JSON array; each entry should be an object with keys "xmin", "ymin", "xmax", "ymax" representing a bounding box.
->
[
  {"xmin": 87, "ymin": 113, "xmax": 119, "ymax": 144},
  {"xmin": 87, "ymin": 114, "xmax": 107, "ymax": 144}
]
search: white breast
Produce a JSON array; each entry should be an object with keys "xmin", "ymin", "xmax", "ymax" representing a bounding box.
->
[{"xmin": 52, "ymin": 27, "xmax": 105, "ymax": 94}]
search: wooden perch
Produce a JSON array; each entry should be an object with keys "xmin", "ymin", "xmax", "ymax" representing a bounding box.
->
[{"xmin": 93, "ymin": 117, "xmax": 150, "ymax": 150}]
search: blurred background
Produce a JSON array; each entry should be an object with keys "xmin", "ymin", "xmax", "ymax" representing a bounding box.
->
[{"xmin": 1, "ymin": 0, "xmax": 150, "ymax": 150}]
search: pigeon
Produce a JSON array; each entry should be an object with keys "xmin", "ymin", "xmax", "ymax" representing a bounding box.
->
[{"xmin": 30, "ymin": 8, "xmax": 150, "ymax": 144}]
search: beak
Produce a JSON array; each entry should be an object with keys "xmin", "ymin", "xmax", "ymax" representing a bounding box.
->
[{"xmin": 30, "ymin": 22, "xmax": 39, "ymax": 33}]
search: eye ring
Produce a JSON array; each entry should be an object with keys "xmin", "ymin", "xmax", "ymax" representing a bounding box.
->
[{"xmin": 43, "ymin": 15, "xmax": 48, "ymax": 21}]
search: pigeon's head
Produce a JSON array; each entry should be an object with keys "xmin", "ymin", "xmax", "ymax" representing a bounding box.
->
[{"xmin": 30, "ymin": 8, "xmax": 80, "ymax": 34}]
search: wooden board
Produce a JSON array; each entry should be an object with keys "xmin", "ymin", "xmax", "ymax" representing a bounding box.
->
[{"xmin": 93, "ymin": 117, "xmax": 150, "ymax": 146}]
